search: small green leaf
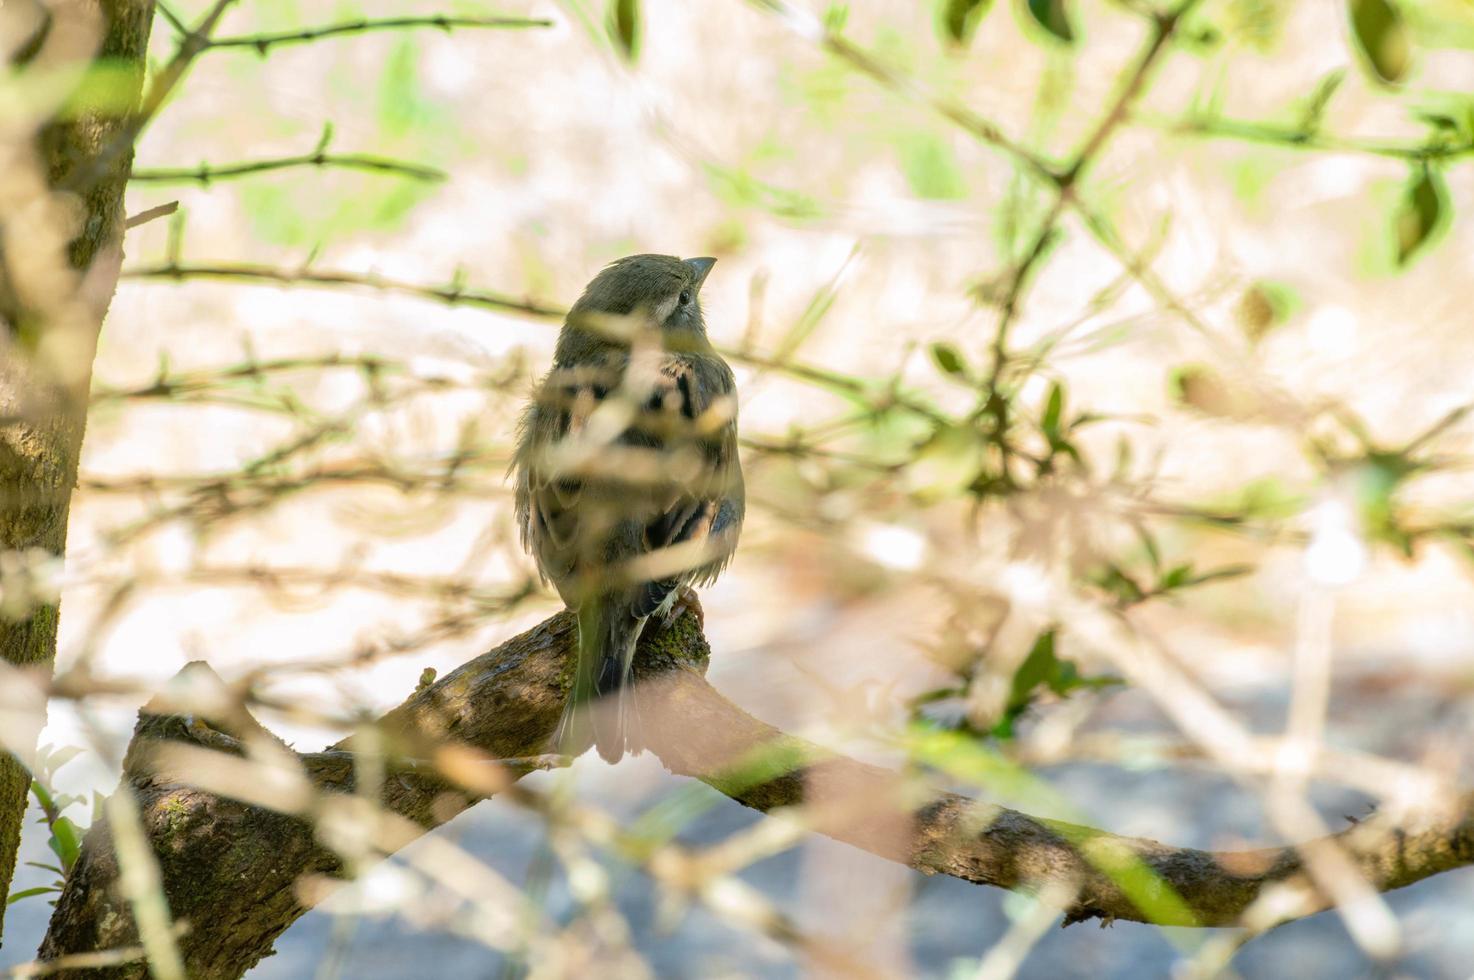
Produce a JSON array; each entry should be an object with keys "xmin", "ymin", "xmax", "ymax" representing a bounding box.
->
[
  {"xmin": 30, "ymin": 780, "xmax": 56, "ymax": 814},
  {"xmin": 929, "ymin": 342, "xmax": 970, "ymax": 378},
  {"xmin": 823, "ymin": 3, "xmax": 850, "ymax": 33},
  {"xmin": 1026, "ymin": 0, "xmax": 1074, "ymax": 44},
  {"xmin": 941, "ymin": 0, "xmax": 994, "ymax": 45},
  {"xmin": 8, "ymin": 886, "xmax": 60, "ymax": 905},
  {"xmin": 609, "ymin": 0, "xmax": 641, "ymax": 61},
  {"xmin": 1092, "ymin": 563, "xmax": 1146, "ymax": 605},
  {"xmin": 48, "ymin": 816, "xmax": 81, "ymax": 872},
  {"xmin": 1348, "ymin": 0, "xmax": 1411, "ymax": 85},
  {"xmin": 1008, "ymin": 630, "xmax": 1058, "ymax": 711},
  {"xmin": 1041, "ymin": 381, "xmax": 1064, "ymax": 440},
  {"xmin": 1300, "ymin": 69, "xmax": 1346, "ymax": 133},
  {"xmin": 1004, "ymin": 629, "xmax": 1120, "ymax": 725},
  {"xmin": 1160, "ymin": 563, "xmax": 1194, "ymax": 589},
  {"xmin": 1394, "ymin": 165, "xmax": 1446, "ymax": 265},
  {"xmin": 896, "ymin": 131, "xmax": 967, "ymax": 200},
  {"xmin": 1183, "ymin": 564, "xmax": 1253, "ymax": 587}
]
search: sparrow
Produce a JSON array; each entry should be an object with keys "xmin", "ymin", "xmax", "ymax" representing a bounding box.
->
[{"xmin": 513, "ymin": 254, "xmax": 744, "ymax": 762}]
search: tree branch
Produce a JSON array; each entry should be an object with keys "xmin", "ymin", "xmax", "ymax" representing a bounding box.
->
[{"xmin": 34, "ymin": 607, "xmax": 1474, "ymax": 976}]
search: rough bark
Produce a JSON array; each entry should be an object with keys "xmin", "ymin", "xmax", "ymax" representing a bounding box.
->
[
  {"xmin": 31, "ymin": 607, "xmax": 1474, "ymax": 977},
  {"xmin": 0, "ymin": 0, "xmax": 157, "ymax": 944}
]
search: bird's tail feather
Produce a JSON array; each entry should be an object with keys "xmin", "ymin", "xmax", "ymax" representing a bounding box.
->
[{"xmin": 555, "ymin": 600, "xmax": 645, "ymax": 763}]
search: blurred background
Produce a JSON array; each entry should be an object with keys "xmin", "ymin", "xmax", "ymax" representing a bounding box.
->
[{"xmin": 5, "ymin": 0, "xmax": 1474, "ymax": 976}]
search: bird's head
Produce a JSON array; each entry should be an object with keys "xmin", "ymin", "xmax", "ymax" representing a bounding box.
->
[{"xmin": 557, "ymin": 254, "xmax": 717, "ymax": 361}]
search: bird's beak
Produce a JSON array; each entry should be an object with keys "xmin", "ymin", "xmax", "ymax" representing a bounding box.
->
[{"xmin": 684, "ymin": 256, "xmax": 717, "ymax": 291}]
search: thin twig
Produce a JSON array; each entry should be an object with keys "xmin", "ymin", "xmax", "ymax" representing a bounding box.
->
[
  {"xmin": 130, "ymin": 153, "xmax": 444, "ymax": 185},
  {"xmin": 124, "ymin": 202, "xmax": 180, "ymax": 230},
  {"xmin": 202, "ymin": 15, "xmax": 553, "ymax": 54},
  {"xmin": 1158, "ymin": 113, "xmax": 1474, "ymax": 162},
  {"xmin": 121, "ymin": 261, "xmax": 565, "ymax": 319},
  {"xmin": 61, "ymin": 0, "xmax": 240, "ymax": 194}
]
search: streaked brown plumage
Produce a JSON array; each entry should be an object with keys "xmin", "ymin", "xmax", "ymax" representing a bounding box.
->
[{"xmin": 512, "ymin": 254, "xmax": 744, "ymax": 762}]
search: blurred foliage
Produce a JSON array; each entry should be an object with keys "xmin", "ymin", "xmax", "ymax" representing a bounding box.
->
[
  {"xmin": 1349, "ymin": 0, "xmax": 1411, "ymax": 84},
  {"xmin": 6, "ymin": 747, "xmax": 96, "ymax": 909},
  {"xmin": 107, "ymin": 0, "xmax": 1474, "ymax": 775},
  {"xmin": 7, "ymin": 0, "xmax": 1474, "ymax": 968}
]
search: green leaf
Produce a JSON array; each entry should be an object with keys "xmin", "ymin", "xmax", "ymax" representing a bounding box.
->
[
  {"xmin": 929, "ymin": 342, "xmax": 969, "ymax": 378},
  {"xmin": 1182, "ymin": 564, "xmax": 1253, "ymax": 587},
  {"xmin": 823, "ymin": 3, "xmax": 850, "ymax": 33},
  {"xmin": 1394, "ymin": 165, "xmax": 1446, "ymax": 265},
  {"xmin": 609, "ymin": 0, "xmax": 641, "ymax": 61},
  {"xmin": 1008, "ymin": 630, "xmax": 1057, "ymax": 711},
  {"xmin": 1299, "ymin": 69, "xmax": 1346, "ymax": 133},
  {"xmin": 1092, "ymin": 563, "xmax": 1146, "ymax": 605},
  {"xmin": 29, "ymin": 779, "xmax": 56, "ymax": 814},
  {"xmin": 377, "ymin": 37, "xmax": 425, "ymax": 139},
  {"xmin": 1026, "ymin": 0, "xmax": 1074, "ymax": 44},
  {"xmin": 1041, "ymin": 381, "xmax": 1064, "ymax": 440},
  {"xmin": 941, "ymin": 0, "xmax": 994, "ymax": 45},
  {"xmin": 8, "ymin": 886, "xmax": 60, "ymax": 905},
  {"xmin": 1159, "ymin": 563, "xmax": 1193, "ymax": 589},
  {"xmin": 896, "ymin": 131, "xmax": 967, "ymax": 200},
  {"xmin": 1348, "ymin": 0, "xmax": 1411, "ymax": 85},
  {"xmin": 48, "ymin": 816, "xmax": 81, "ymax": 872},
  {"xmin": 1005, "ymin": 629, "xmax": 1120, "ymax": 726}
]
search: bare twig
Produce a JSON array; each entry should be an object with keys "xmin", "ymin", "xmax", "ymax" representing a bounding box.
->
[
  {"xmin": 124, "ymin": 201, "xmax": 180, "ymax": 230},
  {"xmin": 198, "ymin": 15, "xmax": 554, "ymax": 55},
  {"xmin": 122, "ymin": 261, "xmax": 566, "ymax": 319},
  {"xmin": 130, "ymin": 153, "xmax": 444, "ymax": 185},
  {"xmin": 61, "ymin": 0, "xmax": 240, "ymax": 194}
]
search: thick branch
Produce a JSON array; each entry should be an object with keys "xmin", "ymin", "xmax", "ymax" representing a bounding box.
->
[{"xmin": 36, "ymin": 609, "xmax": 1474, "ymax": 976}]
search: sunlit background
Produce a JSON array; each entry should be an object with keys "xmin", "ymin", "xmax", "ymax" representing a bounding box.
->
[{"xmin": 5, "ymin": 0, "xmax": 1474, "ymax": 975}]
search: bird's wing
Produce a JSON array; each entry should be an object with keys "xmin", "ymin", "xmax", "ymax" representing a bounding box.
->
[
  {"xmin": 518, "ymin": 352, "xmax": 739, "ymax": 604},
  {"xmin": 631, "ymin": 355, "xmax": 743, "ymax": 613},
  {"xmin": 517, "ymin": 359, "xmax": 622, "ymax": 587}
]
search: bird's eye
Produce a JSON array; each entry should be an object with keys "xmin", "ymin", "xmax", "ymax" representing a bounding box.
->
[{"xmin": 678, "ymin": 290, "xmax": 692, "ymax": 307}]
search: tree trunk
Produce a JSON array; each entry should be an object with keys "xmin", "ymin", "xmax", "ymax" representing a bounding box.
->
[{"xmin": 0, "ymin": 0, "xmax": 156, "ymax": 943}]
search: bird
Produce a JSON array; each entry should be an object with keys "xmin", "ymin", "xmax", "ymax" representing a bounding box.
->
[{"xmin": 513, "ymin": 254, "xmax": 744, "ymax": 762}]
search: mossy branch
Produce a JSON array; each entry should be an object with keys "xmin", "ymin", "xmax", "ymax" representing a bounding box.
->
[{"xmin": 29, "ymin": 606, "xmax": 1474, "ymax": 977}]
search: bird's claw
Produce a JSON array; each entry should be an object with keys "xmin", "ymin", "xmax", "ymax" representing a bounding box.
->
[{"xmin": 664, "ymin": 585, "xmax": 704, "ymax": 630}]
